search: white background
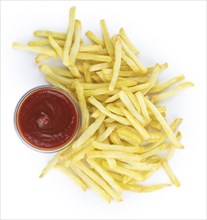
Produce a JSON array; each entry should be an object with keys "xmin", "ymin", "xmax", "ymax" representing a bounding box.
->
[{"xmin": 1, "ymin": 1, "xmax": 206, "ymax": 220}]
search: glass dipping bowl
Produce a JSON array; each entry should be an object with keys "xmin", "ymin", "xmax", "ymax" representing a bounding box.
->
[{"xmin": 14, "ymin": 85, "xmax": 82, "ymax": 153}]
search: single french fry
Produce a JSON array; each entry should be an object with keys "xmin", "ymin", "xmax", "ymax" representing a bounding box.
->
[
  {"xmin": 162, "ymin": 160, "xmax": 180, "ymax": 187},
  {"xmin": 86, "ymin": 31, "xmax": 105, "ymax": 46},
  {"xmin": 63, "ymin": 7, "xmax": 76, "ymax": 66},
  {"xmin": 34, "ymin": 30, "xmax": 67, "ymax": 40},
  {"xmin": 151, "ymin": 82, "xmax": 194, "ymax": 103},
  {"xmin": 12, "ymin": 42, "xmax": 57, "ymax": 57},
  {"xmin": 135, "ymin": 91, "xmax": 150, "ymax": 124},
  {"xmin": 69, "ymin": 20, "xmax": 82, "ymax": 65},
  {"xmin": 77, "ymin": 53, "xmax": 112, "ymax": 62},
  {"xmin": 82, "ymin": 62, "xmax": 92, "ymax": 83},
  {"xmin": 109, "ymin": 36, "xmax": 122, "ymax": 91},
  {"xmin": 48, "ymin": 35, "xmax": 63, "ymax": 57},
  {"xmin": 29, "ymin": 39, "xmax": 63, "ymax": 47},
  {"xmin": 74, "ymin": 81, "xmax": 89, "ymax": 132},
  {"xmin": 119, "ymin": 28, "xmax": 139, "ymax": 54},
  {"xmin": 100, "ymin": 20, "xmax": 114, "ymax": 57}
]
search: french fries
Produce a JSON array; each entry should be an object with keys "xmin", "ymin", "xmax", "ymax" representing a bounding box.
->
[
  {"xmin": 13, "ymin": 6, "xmax": 194, "ymax": 202},
  {"xmin": 88, "ymin": 96, "xmax": 130, "ymax": 125},
  {"xmin": 75, "ymin": 161, "xmax": 122, "ymax": 201},
  {"xmin": 121, "ymin": 39, "xmax": 147, "ymax": 74},
  {"xmin": 119, "ymin": 91, "xmax": 145, "ymax": 125}
]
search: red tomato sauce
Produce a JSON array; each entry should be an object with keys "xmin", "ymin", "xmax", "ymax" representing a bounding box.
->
[{"xmin": 16, "ymin": 87, "xmax": 79, "ymax": 151}]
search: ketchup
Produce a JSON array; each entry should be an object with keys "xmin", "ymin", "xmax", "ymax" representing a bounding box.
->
[{"xmin": 16, "ymin": 87, "xmax": 79, "ymax": 151}]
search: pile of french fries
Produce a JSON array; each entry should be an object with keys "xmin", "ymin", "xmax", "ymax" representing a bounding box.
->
[{"xmin": 13, "ymin": 7, "xmax": 194, "ymax": 202}]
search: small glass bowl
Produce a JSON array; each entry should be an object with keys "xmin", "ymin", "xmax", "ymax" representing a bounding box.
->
[{"xmin": 14, "ymin": 85, "xmax": 82, "ymax": 153}]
